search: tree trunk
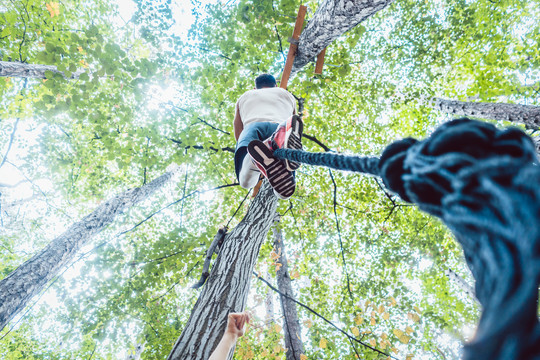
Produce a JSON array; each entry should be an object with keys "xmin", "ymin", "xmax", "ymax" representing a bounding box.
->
[
  {"xmin": 273, "ymin": 225, "xmax": 304, "ymax": 360},
  {"xmin": 265, "ymin": 267, "xmax": 275, "ymax": 322},
  {"xmin": 0, "ymin": 169, "xmax": 177, "ymax": 331},
  {"xmin": 167, "ymin": 182, "xmax": 278, "ymax": 360},
  {"xmin": 533, "ymin": 136, "xmax": 540, "ymax": 154},
  {"xmin": 427, "ymin": 97, "xmax": 540, "ymax": 129},
  {"xmin": 445, "ymin": 268, "xmax": 479, "ymax": 305},
  {"xmin": 0, "ymin": 61, "xmax": 82, "ymax": 79},
  {"xmin": 292, "ymin": 0, "xmax": 395, "ymax": 73}
]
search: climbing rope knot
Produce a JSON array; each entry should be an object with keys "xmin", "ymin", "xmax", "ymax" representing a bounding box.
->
[{"xmin": 378, "ymin": 118, "xmax": 538, "ymax": 215}]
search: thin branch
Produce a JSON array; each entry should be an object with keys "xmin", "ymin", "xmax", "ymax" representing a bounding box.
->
[
  {"xmin": 225, "ymin": 189, "xmax": 251, "ymax": 228},
  {"xmin": 142, "ymin": 137, "xmax": 151, "ymax": 185},
  {"xmin": 303, "ymin": 133, "xmax": 332, "ymax": 152},
  {"xmin": 168, "ymin": 103, "xmax": 230, "ymax": 135},
  {"xmin": 0, "ymin": 118, "xmax": 20, "ymax": 169},
  {"xmin": 179, "ymin": 164, "xmax": 189, "ymax": 226},
  {"xmin": 0, "ymin": 179, "xmax": 27, "ymax": 188},
  {"xmin": 329, "ymin": 169, "xmax": 354, "ymax": 302},
  {"xmin": 168, "ymin": 138, "xmax": 235, "ymax": 153},
  {"xmin": 129, "ymin": 249, "xmax": 185, "ymax": 265},
  {"xmin": 374, "ymin": 178, "xmax": 396, "ymax": 206},
  {"xmin": 87, "ymin": 343, "xmax": 97, "ymax": 360},
  {"xmin": 253, "ymin": 272, "xmax": 396, "ymax": 359},
  {"xmin": 151, "ymin": 260, "xmax": 200, "ymax": 302},
  {"xmin": 118, "ymin": 183, "xmax": 239, "ymax": 237}
]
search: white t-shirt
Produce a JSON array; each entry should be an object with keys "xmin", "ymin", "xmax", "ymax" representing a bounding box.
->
[{"xmin": 236, "ymin": 87, "xmax": 296, "ymax": 127}]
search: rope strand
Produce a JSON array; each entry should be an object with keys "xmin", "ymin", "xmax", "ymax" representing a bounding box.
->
[{"xmin": 273, "ymin": 148, "xmax": 380, "ymax": 176}]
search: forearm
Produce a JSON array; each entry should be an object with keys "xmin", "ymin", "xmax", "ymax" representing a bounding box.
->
[
  {"xmin": 234, "ymin": 123, "xmax": 243, "ymax": 142},
  {"xmin": 209, "ymin": 333, "xmax": 237, "ymax": 360},
  {"xmin": 233, "ymin": 103, "xmax": 243, "ymax": 142}
]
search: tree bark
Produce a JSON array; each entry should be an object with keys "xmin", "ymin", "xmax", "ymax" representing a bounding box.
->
[
  {"xmin": 427, "ymin": 97, "xmax": 540, "ymax": 129},
  {"xmin": 167, "ymin": 182, "xmax": 278, "ymax": 360},
  {"xmin": 265, "ymin": 267, "xmax": 275, "ymax": 322},
  {"xmin": 273, "ymin": 225, "xmax": 304, "ymax": 360},
  {"xmin": 445, "ymin": 268, "xmax": 479, "ymax": 305},
  {"xmin": 533, "ymin": 136, "xmax": 540, "ymax": 154},
  {"xmin": 0, "ymin": 61, "xmax": 82, "ymax": 79},
  {"xmin": 291, "ymin": 0, "xmax": 395, "ymax": 73},
  {"xmin": 0, "ymin": 169, "xmax": 177, "ymax": 331}
]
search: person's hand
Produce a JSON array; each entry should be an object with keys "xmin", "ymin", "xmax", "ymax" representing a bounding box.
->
[{"xmin": 225, "ymin": 312, "xmax": 251, "ymax": 339}]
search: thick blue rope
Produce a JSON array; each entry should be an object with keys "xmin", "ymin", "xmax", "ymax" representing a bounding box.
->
[
  {"xmin": 273, "ymin": 148, "xmax": 380, "ymax": 176},
  {"xmin": 273, "ymin": 118, "xmax": 540, "ymax": 360}
]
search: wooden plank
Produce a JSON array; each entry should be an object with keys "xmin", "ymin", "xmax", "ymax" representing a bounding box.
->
[
  {"xmin": 314, "ymin": 47, "xmax": 327, "ymax": 75},
  {"xmin": 279, "ymin": 5, "xmax": 307, "ymax": 89},
  {"xmin": 251, "ymin": 178, "xmax": 263, "ymax": 198}
]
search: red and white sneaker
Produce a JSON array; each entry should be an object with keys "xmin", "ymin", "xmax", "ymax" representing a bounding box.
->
[
  {"xmin": 269, "ymin": 115, "xmax": 303, "ymax": 171},
  {"xmin": 248, "ymin": 139, "xmax": 295, "ymax": 199}
]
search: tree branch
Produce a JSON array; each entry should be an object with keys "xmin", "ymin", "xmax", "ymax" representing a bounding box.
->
[
  {"xmin": 0, "ymin": 118, "xmax": 20, "ymax": 169},
  {"xmin": 253, "ymin": 272, "xmax": 396, "ymax": 359},
  {"xmin": 168, "ymin": 138, "xmax": 235, "ymax": 153},
  {"xmin": 328, "ymin": 169, "xmax": 354, "ymax": 302},
  {"xmin": 168, "ymin": 103, "xmax": 230, "ymax": 135},
  {"xmin": 303, "ymin": 133, "xmax": 331, "ymax": 152}
]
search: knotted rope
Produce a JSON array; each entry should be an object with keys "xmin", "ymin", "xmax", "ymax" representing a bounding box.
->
[{"xmin": 274, "ymin": 118, "xmax": 540, "ymax": 360}]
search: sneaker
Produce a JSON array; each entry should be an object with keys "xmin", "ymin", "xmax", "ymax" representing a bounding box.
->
[
  {"xmin": 269, "ymin": 115, "xmax": 303, "ymax": 171},
  {"xmin": 247, "ymin": 140, "xmax": 295, "ymax": 199}
]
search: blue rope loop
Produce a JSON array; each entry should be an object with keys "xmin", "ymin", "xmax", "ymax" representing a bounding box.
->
[
  {"xmin": 273, "ymin": 118, "xmax": 540, "ymax": 360},
  {"xmin": 379, "ymin": 118, "xmax": 538, "ymax": 215}
]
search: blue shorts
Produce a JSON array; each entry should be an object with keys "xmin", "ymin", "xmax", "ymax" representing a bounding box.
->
[{"xmin": 234, "ymin": 122, "xmax": 279, "ymax": 180}]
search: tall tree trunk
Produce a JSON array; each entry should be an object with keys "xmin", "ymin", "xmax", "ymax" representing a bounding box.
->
[
  {"xmin": 0, "ymin": 61, "xmax": 82, "ymax": 79},
  {"xmin": 265, "ymin": 267, "xmax": 275, "ymax": 322},
  {"xmin": 292, "ymin": 0, "xmax": 395, "ymax": 73},
  {"xmin": 445, "ymin": 268, "xmax": 479, "ymax": 305},
  {"xmin": 167, "ymin": 182, "xmax": 278, "ymax": 360},
  {"xmin": 0, "ymin": 169, "xmax": 177, "ymax": 331},
  {"xmin": 273, "ymin": 224, "xmax": 304, "ymax": 360},
  {"xmin": 533, "ymin": 136, "xmax": 540, "ymax": 154},
  {"xmin": 426, "ymin": 97, "xmax": 540, "ymax": 128}
]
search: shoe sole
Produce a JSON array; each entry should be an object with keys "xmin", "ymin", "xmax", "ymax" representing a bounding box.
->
[
  {"xmin": 284, "ymin": 115, "xmax": 303, "ymax": 171},
  {"xmin": 248, "ymin": 140, "xmax": 295, "ymax": 199}
]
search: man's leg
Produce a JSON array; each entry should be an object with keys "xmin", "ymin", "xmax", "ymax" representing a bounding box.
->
[
  {"xmin": 247, "ymin": 140, "xmax": 296, "ymax": 199},
  {"xmin": 235, "ymin": 146, "xmax": 260, "ymax": 189},
  {"xmin": 235, "ymin": 122, "xmax": 280, "ymax": 190},
  {"xmin": 267, "ymin": 115, "xmax": 303, "ymax": 171}
]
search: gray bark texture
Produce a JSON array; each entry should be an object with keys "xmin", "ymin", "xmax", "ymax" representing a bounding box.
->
[
  {"xmin": 0, "ymin": 169, "xmax": 177, "ymax": 331},
  {"xmin": 291, "ymin": 0, "xmax": 395, "ymax": 73},
  {"xmin": 167, "ymin": 182, "xmax": 278, "ymax": 360},
  {"xmin": 445, "ymin": 268, "xmax": 479, "ymax": 305},
  {"xmin": 533, "ymin": 136, "xmax": 540, "ymax": 154},
  {"xmin": 0, "ymin": 61, "xmax": 82, "ymax": 79},
  {"xmin": 265, "ymin": 268, "xmax": 275, "ymax": 322},
  {"xmin": 273, "ymin": 225, "xmax": 304, "ymax": 360},
  {"xmin": 429, "ymin": 97, "xmax": 540, "ymax": 128}
]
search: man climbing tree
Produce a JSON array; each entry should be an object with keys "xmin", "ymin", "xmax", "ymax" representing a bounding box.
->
[
  {"xmin": 3, "ymin": 0, "xmax": 539, "ymax": 359},
  {"xmin": 234, "ymin": 73, "xmax": 303, "ymax": 199}
]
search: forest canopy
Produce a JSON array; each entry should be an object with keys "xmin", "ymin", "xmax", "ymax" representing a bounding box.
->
[{"xmin": 0, "ymin": 0, "xmax": 538, "ymax": 359}]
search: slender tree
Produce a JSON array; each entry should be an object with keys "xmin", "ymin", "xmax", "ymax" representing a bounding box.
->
[
  {"xmin": 0, "ymin": 169, "xmax": 177, "ymax": 331},
  {"xmin": 0, "ymin": 61, "xmax": 82, "ymax": 79},
  {"xmin": 425, "ymin": 97, "xmax": 540, "ymax": 128},
  {"xmin": 167, "ymin": 183, "xmax": 277, "ymax": 359},
  {"xmin": 273, "ymin": 224, "xmax": 305, "ymax": 360}
]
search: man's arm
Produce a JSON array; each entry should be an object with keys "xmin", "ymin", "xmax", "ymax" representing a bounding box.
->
[
  {"xmin": 233, "ymin": 103, "xmax": 243, "ymax": 142},
  {"xmin": 209, "ymin": 312, "xmax": 250, "ymax": 360}
]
